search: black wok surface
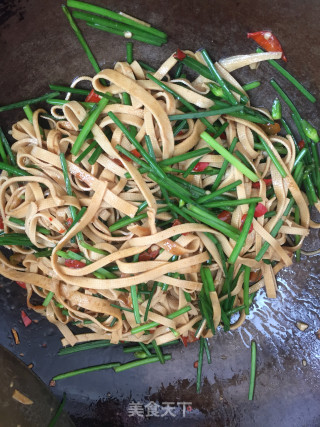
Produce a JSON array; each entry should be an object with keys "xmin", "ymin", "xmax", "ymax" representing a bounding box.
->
[{"xmin": 0, "ymin": 1, "xmax": 319, "ymax": 426}]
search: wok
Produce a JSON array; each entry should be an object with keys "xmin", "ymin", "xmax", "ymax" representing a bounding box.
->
[{"xmin": 0, "ymin": 0, "xmax": 319, "ymax": 426}]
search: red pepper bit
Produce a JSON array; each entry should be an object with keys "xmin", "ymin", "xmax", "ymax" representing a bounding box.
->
[
  {"xmin": 252, "ymin": 178, "xmax": 272, "ymax": 189},
  {"xmin": 193, "ymin": 162, "xmax": 210, "ymax": 172},
  {"xmin": 177, "ymin": 130, "xmax": 185, "ymax": 136},
  {"xmin": 172, "ymin": 219, "xmax": 188, "ymax": 235},
  {"xmin": 250, "ymin": 270, "xmax": 262, "ymax": 282},
  {"xmin": 193, "ymin": 361, "xmax": 199, "ymax": 369},
  {"xmin": 298, "ymin": 140, "xmax": 305, "ymax": 150},
  {"xmin": 64, "ymin": 259, "xmax": 86, "ymax": 268},
  {"xmin": 254, "ymin": 203, "xmax": 268, "ymax": 218},
  {"xmin": 58, "ymin": 228, "xmax": 65, "ymax": 234},
  {"xmin": 173, "ymin": 48, "xmax": 186, "ymax": 61},
  {"xmin": 181, "ymin": 335, "xmax": 188, "ymax": 347},
  {"xmin": 138, "ymin": 246, "xmax": 160, "ymax": 262},
  {"xmin": 21, "ymin": 310, "xmax": 32, "ymax": 327},
  {"xmin": 218, "ymin": 210, "xmax": 232, "ymax": 224},
  {"xmin": 49, "ymin": 217, "xmax": 53, "ymax": 222},
  {"xmin": 16, "ymin": 281, "xmax": 26, "ymax": 289},
  {"xmin": 69, "ymin": 247, "xmax": 80, "ymax": 253},
  {"xmin": 0, "ymin": 215, "xmax": 4, "ymax": 229},
  {"xmin": 247, "ymin": 31, "xmax": 287, "ymax": 62},
  {"xmin": 85, "ymin": 88, "xmax": 101, "ymax": 103},
  {"xmin": 65, "ymin": 217, "xmax": 73, "ymax": 228},
  {"xmin": 240, "ymin": 214, "xmax": 253, "ymax": 233}
]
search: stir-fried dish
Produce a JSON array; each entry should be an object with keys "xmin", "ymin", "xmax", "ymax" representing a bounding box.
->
[{"xmin": 0, "ymin": 1, "xmax": 319, "ymax": 395}]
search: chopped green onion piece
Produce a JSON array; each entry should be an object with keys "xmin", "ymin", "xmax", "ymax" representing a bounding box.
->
[
  {"xmin": 152, "ymin": 340, "xmax": 165, "ymax": 364},
  {"xmin": 34, "ymin": 249, "xmax": 53, "ymax": 258},
  {"xmin": 137, "ymin": 61, "xmax": 156, "ymax": 72},
  {"xmin": 258, "ymin": 135, "xmax": 287, "ymax": 178},
  {"xmin": 109, "ymin": 112, "xmax": 166, "ymax": 179},
  {"xmin": 271, "ymin": 97, "xmax": 282, "ymax": 120},
  {"xmin": 71, "ymin": 97, "xmax": 109, "ymax": 155},
  {"xmin": 196, "ymin": 337, "xmax": 205, "ymax": 393},
  {"xmin": 131, "ymin": 284, "xmax": 141, "ymax": 324},
  {"xmin": 62, "ymin": 5, "xmax": 101, "ymax": 74},
  {"xmin": 46, "ymin": 99, "xmax": 96, "ymax": 108},
  {"xmin": 131, "ymin": 305, "xmax": 191, "ymax": 334},
  {"xmin": 243, "ymin": 266, "xmax": 251, "ymax": 315},
  {"xmin": 242, "ymin": 81, "xmax": 261, "ymax": 91},
  {"xmin": 58, "ymin": 340, "xmax": 112, "ymax": 355},
  {"xmin": 145, "ymin": 135, "xmax": 156, "ymax": 160},
  {"xmin": 228, "ymin": 203, "xmax": 256, "ymax": 264},
  {"xmin": 114, "ymin": 354, "xmax": 172, "ymax": 373},
  {"xmin": 74, "ymin": 140, "xmax": 98, "ymax": 164},
  {"xmin": 126, "ymin": 42, "xmax": 133, "ymax": 64},
  {"xmin": 109, "ymin": 206, "xmax": 169, "ymax": 232},
  {"xmin": 173, "ymin": 119, "xmax": 188, "ymax": 137},
  {"xmin": 0, "ymin": 127, "xmax": 17, "ymax": 167},
  {"xmin": 204, "ymin": 196, "xmax": 262, "ymax": 209},
  {"xmin": 256, "ymin": 48, "xmax": 316, "ymax": 103},
  {"xmin": 88, "ymin": 145, "xmax": 103, "ymax": 164},
  {"xmin": 23, "ymin": 105, "xmax": 34, "ymax": 122},
  {"xmin": 301, "ymin": 119, "xmax": 319, "ymax": 143},
  {"xmin": 168, "ymin": 105, "xmax": 243, "ymax": 121},
  {"xmin": 201, "ymin": 49, "xmax": 238, "ymax": 106},
  {"xmin": 144, "ymin": 282, "xmax": 157, "ymax": 322},
  {"xmin": 53, "ymin": 362, "xmax": 120, "ymax": 380},
  {"xmin": 0, "ymin": 92, "xmax": 60, "ymax": 113},
  {"xmin": 198, "ymin": 179, "xmax": 242, "ymax": 204},
  {"xmin": 248, "ymin": 340, "xmax": 257, "ymax": 400},
  {"xmin": 8, "ymin": 217, "xmax": 50, "ymax": 235},
  {"xmin": 86, "ymin": 22, "xmax": 164, "ymax": 46},
  {"xmin": 201, "ymin": 132, "xmax": 259, "ymax": 182},
  {"xmin": 123, "ymin": 340, "xmax": 180, "ymax": 353},
  {"xmin": 79, "ymin": 241, "xmax": 108, "ymax": 255},
  {"xmin": 67, "ymin": 0, "xmax": 167, "ymax": 40},
  {"xmin": 139, "ymin": 342, "xmax": 152, "ymax": 357},
  {"xmin": 211, "ymin": 137, "xmax": 238, "ymax": 191},
  {"xmin": 146, "ymin": 73, "xmax": 217, "ymax": 134},
  {"xmin": 203, "ymin": 338, "xmax": 212, "ymax": 364},
  {"xmin": 42, "ymin": 291, "xmax": 55, "ymax": 307},
  {"xmin": 48, "ymin": 393, "xmax": 66, "ymax": 427}
]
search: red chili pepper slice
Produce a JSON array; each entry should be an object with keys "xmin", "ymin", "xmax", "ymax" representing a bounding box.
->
[
  {"xmin": 254, "ymin": 203, "xmax": 268, "ymax": 218},
  {"xmin": 85, "ymin": 89, "xmax": 101, "ymax": 103},
  {"xmin": 252, "ymin": 178, "xmax": 273, "ymax": 189},
  {"xmin": 218, "ymin": 210, "xmax": 232, "ymax": 224},
  {"xmin": 298, "ymin": 140, "xmax": 305, "ymax": 150},
  {"xmin": 240, "ymin": 214, "xmax": 253, "ymax": 233},
  {"xmin": 250, "ymin": 270, "xmax": 262, "ymax": 282},
  {"xmin": 173, "ymin": 48, "xmax": 186, "ymax": 61},
  {"xmin": 247, "ymin": 31, "xmax": 287, "ymax": 62},
  {"xmin": 69, "ymin": 247, "xmax": 80, "ymax": 253},
  {"xmin": 21, "ymin": 310, "xmax": 32, "ymax": 327},
  {"xmin": 193, "ymin": 162, "xmax": 210, "ymax": 172},
  {"xmin": 113, "ymin": 149, "xmax": 142, "ymax": 165},
  {"xmin": 64, "ymin": 259, "xmax": 86, "ymax": 268},
  {"xmin": 220, "ymin": 132, "xmax": 227, "ymax": 140},
  {"xmin": 0, "ymin": 215, "xmax": 3, "ymax": 229},
  {"xmin": 193, "ymin": 361, "xmax": 199, "ymax": 369},
  {"xmin": 181, "ymin": 335, "xmax": 189, "ymax": 347},
  {"xmin": 259, "ymin": 122, "xmax": 281, "ymax": 135},
  {"xmin": 65, "ymin": 217, "xmax": 73, "ymax": 228},
  {"xmin": 138, "ymin": 246, "xmax": 160, "ymax": 262},
  {"xmin": 172, "ymin": 219, "xmax": 188, "ymax": 235},
  {"xmin": 16, "ymin": 281, "xmax": 26, "ymax": 289}
]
